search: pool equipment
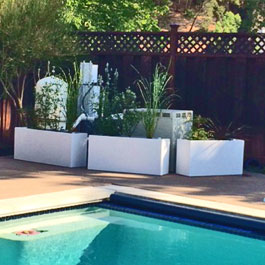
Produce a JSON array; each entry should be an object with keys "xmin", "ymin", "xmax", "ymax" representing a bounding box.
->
[{"xmin": 72, "ymin": 61, "xmax": 99, "ymax": 131}]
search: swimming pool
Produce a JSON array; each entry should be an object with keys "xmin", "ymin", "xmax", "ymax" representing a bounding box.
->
[{"xmin": 0, "ymin": 199, "xmax": 265, "ymax": 265}]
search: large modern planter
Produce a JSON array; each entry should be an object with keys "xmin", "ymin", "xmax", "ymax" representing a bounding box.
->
[
  {"xmin": 14, "ymin": 127, "xmax": 87, "ymax": 167},
  {"xmin": 88, "ymin": 135, "xmax": 170, "ymax": 175},
  {"xmin": 176, "ymin": 139, "xmax": 245, "ymax": 177},
  {"xmin": 132, "ymin": 108, "xmax": 193, "ymax": 172}
]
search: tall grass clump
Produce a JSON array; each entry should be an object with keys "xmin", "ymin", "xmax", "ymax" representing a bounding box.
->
[{"xmin": 135, "ymin": 63, "xmax": 174, "ymax": 138}]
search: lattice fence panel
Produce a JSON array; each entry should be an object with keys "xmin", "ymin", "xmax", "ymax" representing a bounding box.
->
[
  {"xmin": 77, "ymin": 31, "xmax": 265, "ymax": 56},
  {"xmin": 78, "ymin": 32, "xmax": 170, "ymax": 54},
  {"xmin": 176, "ymin": 33, "xmax": 265, "ymax": 56}
]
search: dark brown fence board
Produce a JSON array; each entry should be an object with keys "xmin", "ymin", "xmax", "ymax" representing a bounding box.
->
[
  {"xmin": 231, "ymin": 58, "xmax": 247, "ymax": 122},
  {"xmin": 185, "ymin": 57, "xmax": 208, "ymax": 115},
  {"xmin": 174, "ymin": 56, "xmax": 187, "ymax": 109},
  {"xmin": 245, "ymin": 59, "xmax": 265, "ymax": 126},
  {"xmin": 140, "ymin": 56, "xmax": 152, "ymax": 78},
  {"xmin": 0, "ymin": 100, "xmax": 15, "ymax": 146},
  {"xmin": 122, "ymin": 55, "xmax": 135, "ymax": 90}
]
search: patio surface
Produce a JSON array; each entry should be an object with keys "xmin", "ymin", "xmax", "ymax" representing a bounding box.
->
[{"xmin": 1, "ymin": 156, "xmax": 265, "ymax": 212}]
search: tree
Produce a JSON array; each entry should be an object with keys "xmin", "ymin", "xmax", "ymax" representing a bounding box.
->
[
  {"xmin": 200, "ymin": 0, "xmax": 242, "ymax": 32},
  {"xmin": 215, "ymin": 11, "xmax": 241, "ymax": 32},
  {"xmin": 64, "ymin": 0, "xmax": 171, "ymax": 31},
  {"xmin": 0, "ymin": 0, "xmax": 75, "ymax": 125},
  {"xmin": 184, "ymin": 0, "xmax": 264, "ymax": 33},
  {"xmin": 239, "ymin": 0, "xmax": 265, "ymax": 32}
]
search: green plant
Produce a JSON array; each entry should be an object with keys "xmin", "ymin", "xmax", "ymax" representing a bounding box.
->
[
  {"xmin": 0, "ymin": 0, "xmax": 75, "ymax": 126},
  {"xmin": 135, "ymin": 63, "xmax": 174, "ymax": 139},
  {"xmin": 204, "ymin": 118, "xmax": 246, "ymax": 140},
  {"xmin": 184, "ymin": 9, "xmax": 196, "ymax": 19},
  {"xmin": 196, "ymin": 0, "xmax": 264, "ymax": 33},
  {"xmin": 116, "ymin": 90, "xmax": 142, "ymax": 137},
  {"xmin": 64, "ymin": 0, "xmax": 171, "ymax": 31},
  {"xmin": 28, "ymin": 61, "xmax": 80, "ymax": 132},
  {"xmin": 187, "ymin": 115, "xmax": 214, "ymax": 140},
  {"xmin": 215, "ymin": 11, "xmax": 242, "ymax": 33},
  {"xmin": 58, "ymin": 62, "xmax": 80, "ymax": 131},
  {"xmin": 94, "ymin": 64, "xmax": 140, "ymax": 136},
  {"xmin": 34, "ymin": 83, "xmax": 65, "ymax": 131},
  {"xmin": 187, "ymin": 115, "xmax": 246, "ymax": 140}
]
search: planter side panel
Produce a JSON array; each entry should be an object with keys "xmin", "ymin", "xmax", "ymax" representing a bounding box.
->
[
  {"xmin": 132, "ymin": 109, "xmax": 193, "ymax": 172},
  {"xmin": 176, "ymin": 140, "xmax": 191, "ymax": 176},
  {"xmin": 88, "ymin": 135, "xmax": 170, "ymax": 176},
  {"xmin": 190, "ymin": 140, "xmax": 244, "ymax": 176},
  {"xmin": 160, "ymin": 139, "xmax": 170, "ymax": 175},
  {"xmin": 70, "ymin": 134, "xmax": 88, "ymax": 167},
  {"xmin": 177, "ymin": 139, "xmax": 245, "ymax": 176},
  {"xmin": 15, "ymin": 128, "xmax": 87, "ymax": 168}
]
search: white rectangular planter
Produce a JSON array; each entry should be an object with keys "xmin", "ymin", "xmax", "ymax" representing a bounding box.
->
[
  {"xmin": 14, "ymin": 127, "xmax": 87, "ymax": 167},
  {"xmin": 176, "ymin": 139, "xmax": 245, "ymax": 176},
  {"xmin": 132, "ymin": 108, "xmax": 193, "ymax": 172},
  {"xmin": 88, "ymin": 135, "xmax": 170, "ymax": 176}
]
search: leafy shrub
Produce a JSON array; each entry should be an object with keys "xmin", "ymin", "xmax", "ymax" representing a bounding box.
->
[
  {"xmin": 215, "ymin": 11, "xmax": 242, "ymax": 33},
  {"xmin": 29, "ymin": 62, "xmax": 80, "ymax": 131},
  {"xmin": 187, "ymin": 115, "xmax": 246, "ymax": 140},
  {"xmin": 187, "ymin": 115, "xmax": 214, "ymax": 140},
  {"xmin": 34, "ymin": 82, "xmax": 65, "ymax": 131},
  {"xmin": 94, "ymin": 64, "xmax": 141, "ymax": 136},
  {"xmin": 64, "ymin": 0, "xmax": 171, "ymax": 31},
  {"xmin": 184, "ymin": 9, "xmax": 196, "ymax": 19}
]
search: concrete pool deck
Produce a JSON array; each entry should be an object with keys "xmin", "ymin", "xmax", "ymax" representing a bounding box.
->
[{"xmin": 1, "ymin": 156, "xmax": 265, "ymax": 219}]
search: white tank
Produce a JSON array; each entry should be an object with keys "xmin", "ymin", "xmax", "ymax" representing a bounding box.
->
[{"xmin": 78, "ymin": 61, "xmax": 99, "ymax": 117}]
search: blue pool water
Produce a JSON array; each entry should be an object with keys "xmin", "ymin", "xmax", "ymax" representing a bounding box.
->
[{"xmin": 0, "ymin": 206, "xmax": 265, "ymax": 265}]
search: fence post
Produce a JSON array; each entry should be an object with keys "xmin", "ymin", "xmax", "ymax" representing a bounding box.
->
[{"xmin": 169, "ymin": 24, "xmax": 180, "ymax": 105}]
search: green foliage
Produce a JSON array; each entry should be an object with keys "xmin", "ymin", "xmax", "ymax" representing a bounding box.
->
[
  {"xmin": 34, "ymin": 84, "xmax": 65, "ymax": 131},
  {"xmin": 58, "ymin": 62, "xmax": 80, "ymax": 131},
  {"xmin": 184, "ymin": 9, "xmax": 196, "ymax": 19},
  {"xmin": 94, "ymin": 64, "xmax": 141, "ymax": 136},
  {"xmin": 215, "ymin": 11, "xmax": 242, "ymax": 33},
  {"xmin": 113, "ymin": 90, "xmax": 142, "ymax": 137},
  {"xmin": 135, "ymin": 63, "xmax": 174, "ymax": 139},
  {"xmin": 29, "ymin": 62, "xmax": 81, "ymax": 132},
  {"xmin": 0, "ymin": 0, "xmax": 75, "ymax": 125},
  {"xmin": 239, "ymin": 0, "xmax": 265, "ymax": 32},
  {"xmin": 187, "ymin": 115, "xmax": 214, "ymax": 140},
  {"xmin": 200, "ymin": 0, "xmax": 238, "ymax": 32},
  {"xmin": 64, "ymin": 0, "xmax": 171, "ymax": 31},
  {"xmin": 187, "ymin": 115, "xmax": 246, "ymax": 140},
  {"xmin": 197, "ymin": 0, "xmax": 264, "ymax": 32}
]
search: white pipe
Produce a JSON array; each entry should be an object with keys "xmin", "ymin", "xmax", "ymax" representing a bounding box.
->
[{"xmin": 71, "ymin": 113, "xmax": 97, "ymax": 131}]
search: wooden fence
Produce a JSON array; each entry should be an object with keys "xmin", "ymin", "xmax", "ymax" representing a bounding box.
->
[
  {"xmin": 1, "ymin": 25, "xmax": 265, "ymax": 162},
  {"xmin": 0, "ymin": 99, "xmax": 15, "ymax": 146}
]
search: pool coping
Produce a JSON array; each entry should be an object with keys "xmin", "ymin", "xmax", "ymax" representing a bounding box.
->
[
  {"xmin": 0, "ymin": 185, "xmax": 264, "ymax": 221},
  {"xmin": 0, "ymin": 187, "xmax": 113, "ymax": 219},
  {"xmin": 104, "ymin": 185, "xmax": 265, "ymax": 220}
]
